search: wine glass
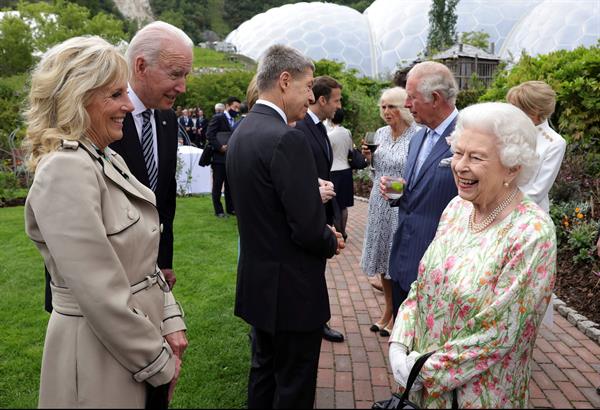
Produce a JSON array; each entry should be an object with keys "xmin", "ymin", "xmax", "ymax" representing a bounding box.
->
[{"xmin": 364, "ymin": 131, "xmax": 378, "ymax": 153}]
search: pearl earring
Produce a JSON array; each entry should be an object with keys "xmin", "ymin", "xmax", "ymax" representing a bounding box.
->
[{"xmin": 503, "ymin": 181, "xmax": 509, "ymax": 187}]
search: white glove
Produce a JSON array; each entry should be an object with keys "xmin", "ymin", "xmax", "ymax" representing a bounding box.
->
[{"xmin": 389, "ymin": 343, "xmax": 424, "ymax": 391}]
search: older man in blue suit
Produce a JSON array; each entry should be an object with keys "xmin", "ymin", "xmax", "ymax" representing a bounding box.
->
[{"xmin": 383, "ymin": 61, "xmax": 459, "ymax": 317}]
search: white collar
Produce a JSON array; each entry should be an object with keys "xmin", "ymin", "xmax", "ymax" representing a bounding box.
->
[
  {"xmin": 128, "ymin": 85, "xmax": 152, "ymax": 118},
  {"xmin": 307, "ymin": 109, "xmax": 320, "ymax": 125},
  {"xmin": 429, "ymin": 108, "xmax": 459, "ymax": 136},
  {"xmin": 255, "ymin": 99, "xmax": 287, "ymax": 124}
]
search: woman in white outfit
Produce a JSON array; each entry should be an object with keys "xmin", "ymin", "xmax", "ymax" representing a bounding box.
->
[{"xmin": 507, "ymin": 80, "xmax": 567, "ymax": 213}]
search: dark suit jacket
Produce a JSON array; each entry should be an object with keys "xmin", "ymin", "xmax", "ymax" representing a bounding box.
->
[
  {"xmin": 207, "ymin": 113, "xmax": 233, "ymax": 164},
  {"xmin": 110, "ymin": 109, "xmax": 178, "ymax": 270},
  {"xmin": 388, "ymin": 118, "xmax": 458, "ymax": 291},
  {"xmin": 295, "ymin": 114, "xmax": 340, "ymax": 228},
  {"xmin": 226, "ymin": 103, "xmax": 338, "ymax": 334}
]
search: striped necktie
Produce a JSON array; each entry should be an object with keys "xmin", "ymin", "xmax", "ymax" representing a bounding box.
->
[{"xmin": 141, "ymin": 109, "xmax": 158, "ymax": 191}]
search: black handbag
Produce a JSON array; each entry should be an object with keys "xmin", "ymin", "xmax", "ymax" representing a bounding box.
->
[
  {"xmin": 348, "ymin": 147, "xmax": 368, "ymax": 170},
  {"xmin": 372, "ymin": 352, "xmax": 458, "ymax": 409},
  {"xmin": 198, "ymin": 144, "xmax": 213, "ymax": 167}
]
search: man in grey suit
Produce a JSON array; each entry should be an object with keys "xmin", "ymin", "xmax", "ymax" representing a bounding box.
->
[{"xmin": 383, "ymin": 61, "xmax": 459, "ymax": 317}]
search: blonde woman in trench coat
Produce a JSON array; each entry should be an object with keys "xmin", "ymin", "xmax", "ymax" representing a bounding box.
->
[{"xmin": 23, "ymin": 36, "xmax": 186, "ymax": 408}]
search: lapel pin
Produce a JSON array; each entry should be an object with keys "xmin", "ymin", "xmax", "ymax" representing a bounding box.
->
[{"xmin": 162, "ymin": 121, "xmax": 167, "ymax": 126}]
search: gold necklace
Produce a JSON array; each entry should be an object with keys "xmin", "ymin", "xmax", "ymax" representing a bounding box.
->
[{"xmin": 469, "ymin": 188, "xmax": 519, "ymax": 233}]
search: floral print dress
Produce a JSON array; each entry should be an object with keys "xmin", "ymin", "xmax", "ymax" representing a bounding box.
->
[
  {"xmin": 360, "ymin": 123, "xmax": 417, "ymax": 277},
  {"xmin": 390, "ymin": 196, "xmax": 556, "ymax": 408}
]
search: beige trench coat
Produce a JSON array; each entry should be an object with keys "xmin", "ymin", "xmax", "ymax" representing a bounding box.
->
[{"xmin": 25, "ymin": 139, "xmax": 186, "ymax": 408}]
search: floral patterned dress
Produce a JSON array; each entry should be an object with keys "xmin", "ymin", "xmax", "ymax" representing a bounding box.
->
[
  {"xmin": 360, "ymin": 123, "xmax": 417, "ymax": 277},
  {"xmin": 390, "ymin": 196, "xmax": 556, "ymax": 408}
]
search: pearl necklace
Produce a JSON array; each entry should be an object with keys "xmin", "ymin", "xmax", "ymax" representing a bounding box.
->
[{"xmin": 469, "ymin": 188, "xmax": 519, "ymax": 233}]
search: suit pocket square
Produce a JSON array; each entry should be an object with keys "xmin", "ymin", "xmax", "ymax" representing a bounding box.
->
[{"xmin": 438, "ymin": 157, "xmax": 452, "ymax": 167}]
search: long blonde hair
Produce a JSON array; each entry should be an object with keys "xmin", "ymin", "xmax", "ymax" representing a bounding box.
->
[{"xmin": 23, "ymin": 36, "xmax": 129, "ymax": 171}]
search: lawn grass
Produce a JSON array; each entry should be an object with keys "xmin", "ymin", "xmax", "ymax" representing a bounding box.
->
[
  {"xmin": 193, "ymin": 47, "xmax": 246, "ymax": 70},
  {"xmin": 0, "ymin": 195, "xmax": 250, "ymax": 408}
]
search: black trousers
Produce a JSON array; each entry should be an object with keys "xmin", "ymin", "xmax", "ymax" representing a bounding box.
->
[
  {"xmin": 211, "ymin": 163, "xmax": 234, "ymax": 215},
  {"xmin": 391, "ymin": 280, "xmax": 410, "ymax": 319},
  {"xmin": 248, "ymin": 326, "xmax": 322, "ymax": 409}
]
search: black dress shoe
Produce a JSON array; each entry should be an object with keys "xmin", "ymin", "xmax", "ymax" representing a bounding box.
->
[{"xmin": 322, "ymin": 323, "xmax": 344, "ymax": 343}]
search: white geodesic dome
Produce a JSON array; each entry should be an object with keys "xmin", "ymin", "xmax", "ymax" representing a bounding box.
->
[
  {"xmin": 225, "ymin": 2, "xmax": 376, "ymax": 76},
  {"xmin": 225, "ymin": 0, "xmax": 600, "ymax": 78},
  {"xmin": 500, "ymin": 0, "xmax": 600, "ymax": 60}
]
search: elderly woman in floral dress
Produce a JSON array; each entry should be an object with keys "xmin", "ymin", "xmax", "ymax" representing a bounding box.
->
[{"xmin": 388, "ymin": 102, "xmax": 556, "ymax": 408}]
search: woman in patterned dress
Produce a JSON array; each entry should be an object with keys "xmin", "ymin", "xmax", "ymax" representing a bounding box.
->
[
  {"xmin": 388, "ymin": 102, "xmax": 556, "ymax": 408},
  {"xmin": 360, "ymin": 87, "xmax": 418, "ymax": 336}
]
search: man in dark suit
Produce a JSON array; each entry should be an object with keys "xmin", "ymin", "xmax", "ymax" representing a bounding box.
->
[
  {"xmin": 191, "ymin": 108, "xmax": 208, "ymax": 147},
  {"xmin": 206, "ymin": 96, "xmax": 241, "ymax": 217},
  {"xmin": 383, "ymin": 61, "xmax": 459, "ymax": 316},
  {"xmin": 178, "ymin": 108, "xmax": 193, "ymax": 134},
  {"xmin": 295, "ymin": 76, "xmax": 346, "ymax": 344},
  {"xmin": 226, "ymin": 44, "xmax": 344, "ymax": 408}
]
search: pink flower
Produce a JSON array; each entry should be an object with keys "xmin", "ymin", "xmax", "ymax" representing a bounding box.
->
[
  {"xmin": 444, "ymin": 256, "xmax": 457, "ymax": 270},
  {"xmin": 458, "ymin": 304, "xmax": 471, "ymax": 319},
  {"xmin": 472, "ymin": 381, "xmax": 482, "ymax": 395},
  {"xmin": 475, "ymin": 360, "xmax": 488, "ymax": 371},
  {"xmin": 430, "ymin": 268, "xmax": 443, "ymax": 285},
  {"xmin": 426, "ymin": 313, "xmax": 435, "ymax": 330}
]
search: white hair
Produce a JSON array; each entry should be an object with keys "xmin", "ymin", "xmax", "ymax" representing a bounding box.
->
[
  {"xmin": 448, "ymin": 102, "xmax": 539, "ymax": 186},
  {"xmin": 126, "ymin": 21, "xmax": 193, "ymax": 68},
  {"xmin": 407, "ymin": 61, "xmax": 458, "ymax": 105},
  {"xmin": 379, "ymin": 87, "xmax": 414, "ymax": 126}
]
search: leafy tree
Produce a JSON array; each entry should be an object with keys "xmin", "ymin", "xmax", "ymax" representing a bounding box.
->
[
  {"xmin": 175, "ymin": 70, "xmax": 254, "ymax": 117},
  {"xmin": 17, "ymin": 0, "xmax": 126, "ymax": 52},
  {"xmin": 460, "ymin": 30, "xmax": 490, "ymax": 50},
  {"xmin": 0, "ymin": 14, "xmax": 34, "ymax": 76},
  {"xmin": 0, "ymin": 74, "xmax": 27, "ymax": 156},
  {"xmin": 159, "ymin": 9, "xmax": 186, "ymax": 31},
  {"xmin": 426, "ymin": 0, "xmax": 459, "ymax": 55},
  {"xmin": 314, "ymin": 59, "xmax": 388, "ymax": 143}
]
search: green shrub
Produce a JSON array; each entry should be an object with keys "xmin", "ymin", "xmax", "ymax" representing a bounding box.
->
[
  {"xmin": 0, "ymin": 171, "xmax": 19, "ymax": 205},
  {"xmin": 550, "ymin": 200, "xmax": 599, "ymax": 265},
  {"xmin": 313, "ymin": 59, "xmax": 388, "ymax": 144},
  {"xmin": 480, "ymin": 43, "xmax": 600, "ymax": 152},
  {"xmin": 0, "ymin": 74, "xmax": 27, "ymax": 158}
]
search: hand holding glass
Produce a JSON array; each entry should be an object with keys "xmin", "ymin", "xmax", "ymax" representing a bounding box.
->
[
  {"xmin": 364, "ymin": 131, "xmax": 378, "ymax": 153},
  {"xmin": 383, "ymin": 176, "xmax": 405, "ymax": 200}
]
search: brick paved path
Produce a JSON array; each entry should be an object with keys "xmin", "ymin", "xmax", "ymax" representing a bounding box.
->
[{"xmin": 315, "ymin": 199, "xmax": 600, "ymax": 409}]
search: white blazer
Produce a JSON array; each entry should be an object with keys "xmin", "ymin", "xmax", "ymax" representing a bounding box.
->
[{"xmin": 521, "ymin": 120, "xmax": 567, "ymax": 213}]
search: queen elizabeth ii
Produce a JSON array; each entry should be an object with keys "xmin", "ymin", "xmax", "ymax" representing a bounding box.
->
[{"xmin": 388, "ymin": 102, "xmax": 556, "ymax": 408}]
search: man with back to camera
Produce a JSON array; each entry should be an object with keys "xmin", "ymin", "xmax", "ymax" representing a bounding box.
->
[
  {"xmin": 295, "ymin": 75, "xmax": 346, "ymax": 344},
  {"xmin": 383, "ymin": 61, "xmax": 459, "ymax": 316},
  {"xmin": 226, "ymin": 44, "xmax": 345, "ymax": 408}
]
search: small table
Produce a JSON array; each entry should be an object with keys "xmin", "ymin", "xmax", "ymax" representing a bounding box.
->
[{"xmin": 176, "ymin": 145, "xmax": 212, "ymax": 194}]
